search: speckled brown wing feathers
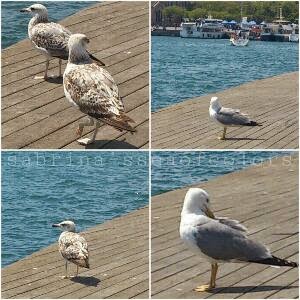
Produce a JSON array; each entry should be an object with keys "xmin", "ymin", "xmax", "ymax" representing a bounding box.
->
[
  {"xmin": 31, "ymin": 22, "xmax": 70, "ymax": 59},
  {"xmin": 64, "ymin": 63, "xmax": 136, "ymax": 132},
  {"xmin": 59, "ymin": 232, "xmax": 89, "ymax": 268}
]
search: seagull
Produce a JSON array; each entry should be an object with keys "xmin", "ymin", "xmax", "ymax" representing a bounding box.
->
[
  {"xmin": 63, "ymin": 34, "xmax": 136, "ymax": 145},
  {"xmin": 209, "ymin": 97, "xmax": 262, "ymax": 140},
  {"xmin": 52, "ymin": 220, "xmax": 89, "ymax": 278},
  {"xmin": 180, "ymin": 188, "xmax": 298, "ymax": 292},
  {"xmin": 20, "ymin": 4, "xmax": 105, "ymax": 80}
]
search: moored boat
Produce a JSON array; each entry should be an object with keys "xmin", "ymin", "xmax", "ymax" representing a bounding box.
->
[{"xmin": 180, "ymin": 16, "xmax": 226, "ymax": 39}]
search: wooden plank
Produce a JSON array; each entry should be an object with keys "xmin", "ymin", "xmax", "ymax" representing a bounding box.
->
[
  {"xmin": 152, "ymin": 72, "xmax": 298, "ymax": 149},
  {"xmin": 151, "ymin": 155, "xmax": 298, "ymax": 299},
  {"xmin": 1, "ymin": 1, "xmax": 149, "ymax": 149}
]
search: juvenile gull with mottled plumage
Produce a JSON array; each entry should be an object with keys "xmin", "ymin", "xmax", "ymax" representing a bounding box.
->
[
  {"xmin": 63, "ymin": 33, "xmax": 136, "ymax": 145},
  {"xmin": 209, "ymin": 96, "xmax": 262, "ymax": 140},
  {"xmin": 180, "ymin": 188, "xmax": 298, "ymax": 292},
  {"xmin": 52, "ymin": 220, "xmax": 89, "ymax": 278},
  {"xmin": 20, "ymin": 4, "xmax": 104, "ymax": 80}
]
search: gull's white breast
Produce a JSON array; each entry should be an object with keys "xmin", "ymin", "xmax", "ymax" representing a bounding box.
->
[
  {"xmin": 63, "ymin": 63, "xmax": 80, "ymax": 108},
  {"xmin": 209, "ymin": 106, "xmax": 223, "ymax": 127},
  {"xmin": 180, "ymin": 213, "xmax": 216, "ymax": 263}
]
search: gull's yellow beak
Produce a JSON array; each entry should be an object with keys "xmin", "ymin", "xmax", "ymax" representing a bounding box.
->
[{"xmin": 205, "ymin": 207, "xmax": 215, "ymax": 219}]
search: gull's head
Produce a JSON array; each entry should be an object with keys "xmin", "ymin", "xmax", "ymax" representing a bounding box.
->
[
  {"xmin": 182, "ymin": 188, "xmax": 215, "ymax": 218},
  {"xmin": 210, "ymin": 97, "xmax": 221, "ymax": 110},
  {"xmin": 20, "ymin": 4, "xmax": 48, "ymax": 16},
  {"xmin": 52, "ymin": 220, "xmax": 76, "ymax": 232},
  {"xmin": 68, "ymin": 33, "xmax": 90, "ymax": 50}
]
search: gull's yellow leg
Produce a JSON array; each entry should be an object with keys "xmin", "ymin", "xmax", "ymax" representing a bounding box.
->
[
  {"xmin": 210, "ymin": 263, "xmax": 218, "ymax": 288},
  {"xmin": 76, "ymin": 265, "xmax": 79, "ymax": 276},
  {"xmin": 194, "ymin": 263, "xmax": 218, "ymax": 292},
  {"xmin": 218, "ymin": 127, "xmax": 227, "ymax": 140}
]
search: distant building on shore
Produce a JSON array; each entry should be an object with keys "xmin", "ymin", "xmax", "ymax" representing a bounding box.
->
[{"xmin": 151, "ymin": 1, "xmax": 191, "ymax": 26}]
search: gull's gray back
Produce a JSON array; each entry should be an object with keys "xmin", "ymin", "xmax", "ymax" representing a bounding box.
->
[
  {"xmin": 194, "ymin": 220, "xmax": 270, "ymax": 262},
  {"xmin": 216, "ymin": 107, "xmax": 251, "ymax": 126}
]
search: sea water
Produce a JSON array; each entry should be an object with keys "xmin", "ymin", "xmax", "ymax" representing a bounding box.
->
[
  {"xmin": 2, "ymin": 1, "xmax": 95, "ymax": 49},
  {"xmin": 151, "ymin": 36, "xmax": 299, "ymax": 111},
  {"xmin": 151, "ymin": 151, "xmax": 292, "ymax": 196},
  {"xmin": 2, "ymin": 151, "xmax": 149, "ymax": 266}
]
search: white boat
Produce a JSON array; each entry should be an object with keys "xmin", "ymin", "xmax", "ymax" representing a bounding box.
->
[
  {"xmin": 289, "ymin": 26, "xmax": 299, "ymax": 42},
  {"xmin": 289, "ymin": 33, "xmax": 299, "ymax": 42},
  {"xmin": 180, "ymin": 17, "xmax": 226, "ymax": 39},
  {"xmin": 230, "ymin": 37, "xmax": 249, "ymax": 46}
]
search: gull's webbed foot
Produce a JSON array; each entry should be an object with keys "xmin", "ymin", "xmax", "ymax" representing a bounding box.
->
[
  {"xmin": 218, "ymin": 136, "xmax": 226, "ymax": 140},
  {"xmin": 77, "ymin": 138, "xmax": 95, "ymax": 145},
  {"xmin": 34, "ymin": 75, "xmax": 62, "ymax": 80},
  {"xmin": 194, "ymin": 284, "xmax": 213, "ymax": 292},
  {"xmin": 34, "ymin": 75, "xmax": 47, "ymax": 80},
  {"xmin": 76, "ymin": 127, "xmax": 83, "ymax": 137}
]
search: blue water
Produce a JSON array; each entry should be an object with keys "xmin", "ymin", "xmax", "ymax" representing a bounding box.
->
[
  {"xmin": 1, "ymin": 1, "xmax": 95, "ymax": 49},
  {"xmin": 2, "ymin": 151, "xmax": 149, "ymax": 267},
  {"xmin": 152, "ymin": 151, "xmax": 293, "ymax": 196},
  {"xmin": 151, "ymin": 37, "xmax": 299, "ymax": 111}
]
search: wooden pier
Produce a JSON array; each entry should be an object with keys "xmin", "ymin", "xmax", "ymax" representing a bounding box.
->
[
  {"xmin": 2, "ymin": 1, "xmax": 149, "ymax": 149},
  {"xmin": 152, "ymin": 154, "xmax": 299, "ymax": 299},
  {"xmin": 2, "ymin": 206, "xmax": 149, "ymax": 299},
  {"xmin": 152, "ymin": 72, "xmax": 298, "ymax": 149}
]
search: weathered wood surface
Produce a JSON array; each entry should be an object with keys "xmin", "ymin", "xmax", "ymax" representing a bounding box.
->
[
  {"xmin": 2, "ymin": 206, "xmax": 149, "ymax": 299},
  {"xmin": 152, "ymin": 72, "xmax": 298, "ymax": 149},
  {"xmin": 152, "ymin": 154, "xmax": 299, "ymax": 299},
  {"xmin": 2, "ymin": 1, "xmax": 149, "ymax": 149}
]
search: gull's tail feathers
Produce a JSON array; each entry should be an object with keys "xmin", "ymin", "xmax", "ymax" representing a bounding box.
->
[
  {"xmin": 89, "ymin": 53, "xmax": 105, "ymax": 66},
  {"xmin": 245, "ymin": 120, "xmax": 263, "ymax": 127},
  {"xmin": 249, "ymin": 255, "xmax": 298, "ymax": 267},
  {"xmin": 100, "ymin": 114, "xmax": 136, "ymax": 134}
]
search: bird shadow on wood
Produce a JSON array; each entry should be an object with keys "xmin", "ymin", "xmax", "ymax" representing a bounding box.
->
[
  {"xmin": 210, "ymin": 285, "xmax": 295, "ymax": 294},
  {"xmin": 84, "ymin": 139, "xmax": 138, "ymax": 149},
  {"xmin": 224, "ymin": 137, "xmax": 265, "ymax": 141},
  {"xmin": 45, "ymin": 76, "xmax": 63, "ymax": 84},
  {"xmin": 70, "ymin": 276, "xmax": 100, "ymax": 287}
]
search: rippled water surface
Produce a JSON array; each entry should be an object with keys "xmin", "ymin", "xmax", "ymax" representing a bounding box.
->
[
  {"xmin": 152, "ymin": 151, "xmax": 292, "ymax": 196},
  {"xmin": 2, "ymin": 152, "xmax": 149, "ymax": 266},
  {"xmin": 152, "ymin": 36, "xmax": 299, "ymax": 111},
  {"xmin": 2, "ymin": 1, "xmax": 95, "ymax": 48}
]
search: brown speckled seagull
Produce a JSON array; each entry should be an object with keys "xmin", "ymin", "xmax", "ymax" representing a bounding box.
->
[
  {"xmin": 20, "ymin": 4, "xmax": 104, "ymax": 80},
  {"xmin": 63, "ymin": 33, "xmax": 136, "ymax": 145},
  {"xmin": 52, "ymin": 220, "xmax": 89, "ymax": 278}
]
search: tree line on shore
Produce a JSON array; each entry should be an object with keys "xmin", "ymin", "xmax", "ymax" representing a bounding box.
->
[{"xmin": 162, "ymin": 1, "xmax": 299, "ymax": 24}]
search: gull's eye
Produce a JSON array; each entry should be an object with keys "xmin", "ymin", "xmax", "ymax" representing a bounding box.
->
[
  {"xmin": 206, "ymin": 198, "xmax": 209, "ymax": 203},
  {"xmin": 31, "ymin": 7, "xmax": 35, "ymax": 11}
]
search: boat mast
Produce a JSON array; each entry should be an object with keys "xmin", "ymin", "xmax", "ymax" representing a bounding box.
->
[{"xmin": 240, "ymin": 2, "xmax": 243, "ymax": 21}]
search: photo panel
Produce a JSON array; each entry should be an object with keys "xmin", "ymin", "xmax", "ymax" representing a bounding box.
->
[
  {"xmin": 151, "ymin": 1, "xmax": 299, "ymax": 149},
  {"xmin": 2, "ymin": 1, "xmax": 149, "ymax": 150},
  {"xmin": 2, "ymin": 151, "xmax": 149, "ymax": 298},
  {"xmin": 151, "ymin": 151, "xmax": 298, "ymax": 298}
]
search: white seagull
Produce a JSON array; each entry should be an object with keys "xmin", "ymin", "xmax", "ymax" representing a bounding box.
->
[
  {"xmin": 52, "ymin": 220, "xmax": 89, "ymax": 278},
  {"xmin": 209, "ymin": 97, "xmax": 262, "ymax": 140},
  {"xmin": 180, "ymin": 188, "xmax": 298, "ymax": 292},
  {"xmin": 20, "ymin": 4, "xmax": 104, "ymax": 80},
  {"xmin": 63, "ymin": 34, "xmax": 136, "ymax": 145}
]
